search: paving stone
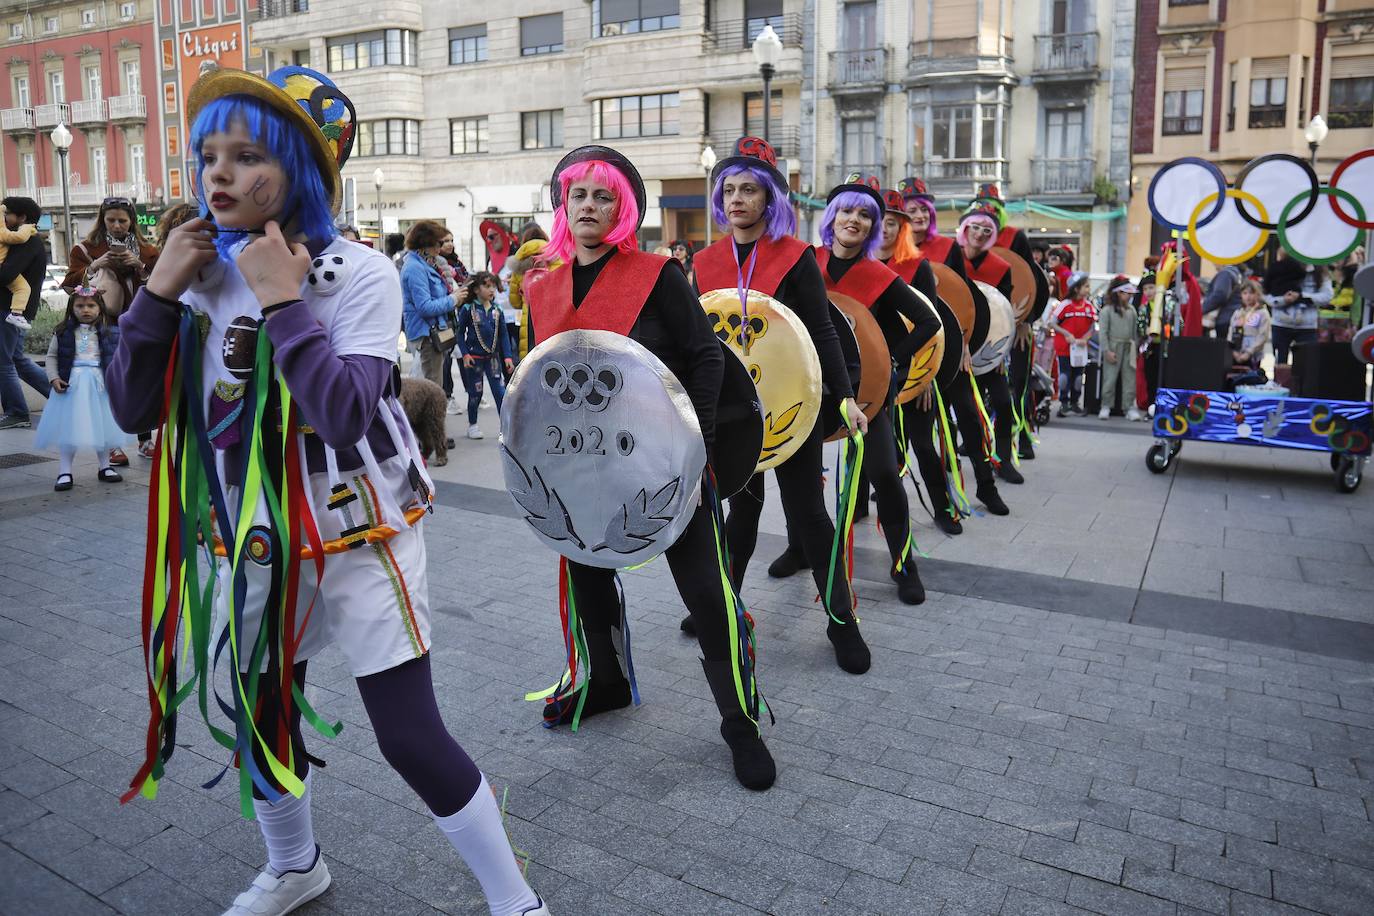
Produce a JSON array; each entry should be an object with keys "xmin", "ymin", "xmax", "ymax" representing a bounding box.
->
[
  {"xmin": 1064, "ymin": 874, "xmax": 1177, "ymax": 916},
  {"xmin": 1073, "ymin": 821, "xmax": 1175, "ymax": 869},
  {"xmin": 1122, "ymin": 860, "xmax": 1229, "ymax": 914},
  {"xmin": 966, "ymin": 845, "xmax": 1072, "ymax": 901},
  {"xmin": 0, "ymin": 842, "xmax": 115, "ymax": 915},
  {"xmin": 1019, "ymin": 834, "xmax": 1124, "ymax": 884},
  {"xmin": 1171, "ymin": 846, "xmax": 1272, "ymax": 897},
  {"xmin": 1128, "ymin": 810, "xmax": 1225, "ymax": 855}
]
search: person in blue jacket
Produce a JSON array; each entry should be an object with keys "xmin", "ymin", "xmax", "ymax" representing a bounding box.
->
[
  {"xmin": 456, "ymin": 270, "xmax": 512, "ymax": 440},
  {"xmin": 400, "ymin": 219, "xmax": 462, "ymax": 387}
]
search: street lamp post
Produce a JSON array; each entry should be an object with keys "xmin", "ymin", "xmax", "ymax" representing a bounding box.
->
[
  {"xmin": 700, "ymin": 145, "xmax": 717, "ymax": 246},
  {"xmin": 752, "ymin": 24, "xmax": 783, "ymax": 145},
  {"xmin": 1304, "ymin": 115, "xmax": 1328, "ymax": 166},
  {"xmin": 50, "ymin": 122, "xmax": 74, "ymax": 255},
  {"xmin": 372, "ymin": 167, "xmax": 384, "ymax": 244}
]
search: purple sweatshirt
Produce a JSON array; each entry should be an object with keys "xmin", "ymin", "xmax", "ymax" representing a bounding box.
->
[{"xmin": 108, "ymin": 287, "xmax": 397, "ymax": 481}]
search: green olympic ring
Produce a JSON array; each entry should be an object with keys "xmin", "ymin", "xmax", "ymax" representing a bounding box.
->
[
  {"xmin": 1330, "ymin": 429, "xmax": 1369, "ymax": 454},
  {"xmin": 1186, "ymin": 393, "xmax": 1211, "ymax": 422},
  {"xmin": 1277, "ymin": 187, "xmax": 1366, "ymax": 266}
]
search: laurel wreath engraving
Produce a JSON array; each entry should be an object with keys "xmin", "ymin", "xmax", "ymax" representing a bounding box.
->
[
  {"xmin": 972, "ymin": 334, "xmax": 1011, "ymax": 371},
  {"xmin": 594, "ymin": 478, "xmax": 682, "ymax": 554},
  {"xmin": 905, "ymin": 345, "xmax": 936, "ymax": 391},
  {"xmin": 501, "ymin": 445, "xmax": 585, "ymax": 549},
  {"xmin": 760, "ymin": 402, "xmax": 804, "ymax": 464}
]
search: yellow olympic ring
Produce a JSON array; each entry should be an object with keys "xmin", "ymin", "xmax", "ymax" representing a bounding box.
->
[
  {"xmin": 1311, "ymin": 405, "xmax": 1338, "ymax": 436},
  {"xmin": 1161, "ymin": 412, "xmax": 1190, "ymax": 436},
  {"xmin": 1188, "ymin": 189, "xmax": 1271, "ymax": 266}
]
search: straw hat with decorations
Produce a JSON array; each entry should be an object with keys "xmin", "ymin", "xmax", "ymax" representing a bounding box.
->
[{"xmin": 186, "ymin": 64, "xmax": 357, "ymax": 215}]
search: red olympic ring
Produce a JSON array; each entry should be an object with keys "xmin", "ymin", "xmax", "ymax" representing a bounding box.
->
[
  {"xmin": 1330, "ymin": 429, "xmax": 1369, "ymax": 454},
  {"xmin": 1363, "ymin": 336, "xmax": 1374, "ymax": 364}
]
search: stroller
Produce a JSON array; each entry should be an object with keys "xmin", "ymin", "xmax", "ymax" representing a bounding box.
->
[{"xmin": 1030, "ymin": 362, "xmax": 1055, "ymax": 426}]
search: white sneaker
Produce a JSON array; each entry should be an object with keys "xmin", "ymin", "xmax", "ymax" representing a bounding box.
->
[
  {"xmin": 222, "ymin": 852, "xmax": 331, "ymax": 916},
  {"xmin": 1127, "ymin": 407, "xmax": 1143, "ymax": 422},
  {"xmin": 1098, "ymin": 407, "xmax": 1110, "ymax": 420},
  {"xmin": 518, "ymin": 897, "xmax": 551, "ymax": 916},
  {"xmin": 4, "ymin": 313, "xmax": 30, "ymax": 330},
  {"xmin": 446, "ymin": 397, "xmax": 462, "ymax": 415},
  {"xmin": 467, "ymin": 423, "xmax": 484, "ymax": 440}
]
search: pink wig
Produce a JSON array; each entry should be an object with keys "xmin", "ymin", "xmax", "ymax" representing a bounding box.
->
[
  {"xmin": 956, "ymin": 211, "xmax": 999, "ymax": 255},
  {"xmin": 543, "ymin": 160, "xmax": 640, "ymax": 264},
  {"xmin": 909, "ymin": 197, "xmax": 940, "ymax": 239}
]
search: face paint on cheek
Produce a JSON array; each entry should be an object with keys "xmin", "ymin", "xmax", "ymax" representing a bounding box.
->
[{"xmin": 248, "ymin": 176, "xmax": 283, "ymax": 210}]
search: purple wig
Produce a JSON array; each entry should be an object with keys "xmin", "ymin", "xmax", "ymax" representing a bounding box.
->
[
  {"xmin": 819, "ymin": 190, "xmax": 884, "ymax": 258},
  {"xmin": 710, "ymin": 164, "xmax": 796, "ymax": 239}
]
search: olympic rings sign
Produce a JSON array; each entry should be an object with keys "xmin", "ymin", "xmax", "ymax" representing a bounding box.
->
[
  {"xmin": 540, "ymin": 361, "xmax": 623, "ymax": 412},
  {"xmin": 1310, "ymin": 404, "xmax": 1371, "ymax": 454},
  {"xmin": 1158, "ymin": 393, "xmax": 1210, "ymax": 437}
]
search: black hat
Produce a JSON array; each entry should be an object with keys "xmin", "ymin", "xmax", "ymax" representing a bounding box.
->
[
  {"xmin": 898, "ymin": 177, "xmax": 934, "ymax": 204},
  {"xmin": 550, "ymin": 145, "xmax": 647, "ymax": 230},
  {"xmin": 710, "ymin": 136, "xmax": 789, "ymax": 195},
  {"xmin": 826, "ymin": 173, "xmax": 885, "ymax": 215}
]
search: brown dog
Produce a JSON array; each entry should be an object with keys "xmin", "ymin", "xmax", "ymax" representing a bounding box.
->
[{"xmin": 398, "ymin": 377, "xmax": 449, "ymax": 467}]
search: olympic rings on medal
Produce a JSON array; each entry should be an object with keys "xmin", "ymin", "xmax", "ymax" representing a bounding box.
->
[
  {"xmin": 1277, "ymin": 187, "xmax": 1366, "ymax": 266},
  {"xmin": 1330, "ymin": 149, "xmax": 1374, "ymax": 230},
  {"xmin": 1148, "ymin": 158, "xmax": 1226, "ymax": 231},
  {"xmin": 541, "ymin": 361, "xmax": 623, "ymax": 412},
  {"xmin": 1234, "ymin": 154, "xmax": 1319, "ymax": 231},
  {"xmin": 1188, "ymin": 190, "xmax": 1270, "ymax": 266}
]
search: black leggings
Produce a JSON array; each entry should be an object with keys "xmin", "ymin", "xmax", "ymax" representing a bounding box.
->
[
  {"xmin": 727, "ymin": 421, "xmax": 852, "ymax": 615},
  {"xmin": 977, "ymin": 370, "xmax": 1015, "ymax": 466},
  {"xmin": 902, "ymin": 397, "xmax": 952, "ymax": 519},
  {"xmin": 1008, "ymin": 341, "xmax": 1032, "ymax": 447},
  {"xmin": 945, "ymin": 371, "xmax": 995, "ymax": 487},
  {"xmin": 252, "ymin": 654, "xmax": 482, "ymax": 817},
  {"xmin": 568, "ymin": 497, "xmax": 734, "ymax": 672}
]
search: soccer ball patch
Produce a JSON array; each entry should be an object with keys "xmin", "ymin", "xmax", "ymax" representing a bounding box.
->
[{"xmin": 307, "ymin": 253, "xmax": 349, "ymax": 295}]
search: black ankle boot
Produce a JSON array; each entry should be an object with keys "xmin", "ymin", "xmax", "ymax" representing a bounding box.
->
[
  {"xmin": 934, "ymin": 512, "xmax": 963, "ymax": 536},
  {"xmin": 679, "ymin": 614, "xmax": 697, "ymax": 636},
  {"xmin": 977, "ymin": 483, "xmax": 1010, "ymax": 516},
  {"xmin": 702, "ymin": 661, "xmax": 775, "ymax": 790},
  {"xmin": 891, "ymin": 563, "xmax": 926, "ymax": 605},
  {"xmin": 767, "ymin": 547, "xmax": 809, "ymax": 579},
  {"xmin": 998, "ymin": 462, "xmax": 1025, "ymax": 484},
  {"xmin": 826, "ymin": 618, "xmax": 871, "ymax": 674},
  {"xmin": 541, "ymin": 677, "xmax": 631, "ymax": 727},
  {"xmin": 1019, "ymin": 439, "xmax": 1036, "ymax": 460}
]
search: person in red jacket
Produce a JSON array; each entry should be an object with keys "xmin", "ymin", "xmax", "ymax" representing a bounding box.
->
[{"xmin": 1050, "ymin": 272, "xmax": 1098, "ymax": 415}]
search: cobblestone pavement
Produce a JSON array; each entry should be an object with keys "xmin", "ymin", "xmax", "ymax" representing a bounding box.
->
[{"xmin": 2, "ymin": 413, "xmax": 1373, "ymax": 916}]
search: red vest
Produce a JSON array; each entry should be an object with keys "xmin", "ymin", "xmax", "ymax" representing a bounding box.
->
[
  {"xmin": 884, "ymin": 252, "xmax": 926, "ymax": 284},
  {"xmin": 815, "ymin": 249, "xmax": 898, "ymax": 309},
  {"xmin": 693, "ymin": 233, "xmax": 810, "ymax": 298},
  {"xmin": 525, "ymin": 250, "xmax": 666, "ymax": 344},
  {"xmin": 996, "ymin": 226, "xmax": 1020, "ymax": 249},
  {"xmin": 966, "ymin": 251, "xmax": 1012, "ymax": 290},
  {"xmin": 917, "ymin": 233, "xmax": 959, "ymax": 267}
]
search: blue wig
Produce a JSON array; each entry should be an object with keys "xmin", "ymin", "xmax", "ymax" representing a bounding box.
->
[
  {"xmin": 819, "ymin": 190, "xmax": 883, "ymax": 258},
  {"xmin": 190, "ymin": 95, "xmax": 337, "ymax": 256},
  {"xmin": 710, "ymin": 164, "xmax": 796, "ymax": 240}
]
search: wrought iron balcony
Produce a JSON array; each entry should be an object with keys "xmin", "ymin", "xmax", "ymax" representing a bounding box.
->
[
  {"xmin": 1032, "ymin": 158, "xmax": 1095, "ymax": 195},
  {"xmin": 107, "ymin": 94, "xmax": 146, "ymax": 122},
  {"xmin": 922, "ymin": 158, "xmax": 1007, "ymax": 190},
  {"xmin": 1, "ymin": 107, "xmax": 36, "ymax": 132},
  {"xmin": 34, "ymin": 103, "xmax": 70, "ymax": 128},
  {"xmin": 829, "ymin": 48, "xmax": 887, "ymax": 91},
  {"xmin": 70, "ymin": 98, "xmax": 107, "ymax": 125},
  {"xmin": 258, "ymin": 0, "xmax": 309, "ymax": 19},
  {"xmin": 706, "ymin": 12, "xmax": 803, "ymax": 51},
  {"xmin": 708, "ymin": 126, "xmax": 800, "ymax": 160},
  {"xmin": 1032, "ymin": 32, "xmax": 1099, "ymax": 78}
]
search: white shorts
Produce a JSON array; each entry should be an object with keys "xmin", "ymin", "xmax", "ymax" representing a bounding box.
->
[{"xmin": 214, "ymin": 456, "xmax": 432, "ymax": 678}]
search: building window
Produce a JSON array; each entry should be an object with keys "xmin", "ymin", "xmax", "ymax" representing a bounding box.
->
[
  {"xmin": 840, "ymin": 117, "xmax": 877, "ymax": 172},
  {"xmin": 120, "ymin": 1, "xmax": 136, "ymax": 18},
  {"xmin": 123, "ymin": 59, "xmax": 140, "ymax": 94},
  {"xmin": 44, "ymin": 16, "xmax": 59, "ymax": 32},
  {"xmin": 744, "ymin": 90, "xmax": 782, "ymax": 138},
  {"xmin": 84, "ymin": 66, "xmax": 102, "ymax": 101},
  {"xmin": 449, "ymin": 25, "xmax": 487, "ymax": 64},
  {"xmin": 599, "ymin": 0, "xmax": 680, "ymax": 37},
  {"xmin": 21, "ymin": 152, "xmax": 36, "ymax": 190},
  {"xmin": 1249, "ymin": 58, "xmax": 1288, "ymax": 129},
  {"xmin": 1162, "ymin": 66, "xmax": 1204, "ymax": 135},
  {"xmin": 81, "ymin": 9, "xmax": 96, "ymax": 26},
  {"xmin": 1227, "ymin": 62, "xmax": 1237, "ymax": 131},
  {"xmin": 292, "ymin": 48, "xmax": 310, "ymax": 67},
  {"xmin": 521, "ymin": 109, "xmax": 563, "ymax": 149},
  {"xmin": 49, "ymin": 71, "xmax": 66, "ymax": 104},
  {"xmin": 91, "ymin": 146, "xmax": 107, "ymax": 188},
  {"xmin": 520, "ymin": 13, "xmax": 563, "ymax": 56},
  {"xmin": 1328, "ymin": 56, "xmax": 1373, "ymax": 129},
  {"xmin": 326, "ymin": 29, "xmax": 418, "ymax": 72},
  {"xmin": 450, "ymin": 116, "xmax": 488, "ymax": 154},
  {"xmin": 14, "ymin": 75, "xmax": 29, "ymax": 108},
  {"xmin": 932, "ymin": 105, "xmax": 974, "ymax": 158},
  {"xmin": 594, "ymin": 92, "xmax": 679, "ymax": 139},
  {"xmin": 130, "ymin": 143, "xmax": 146, "ymax": 187},
  {"xmin": 357, "ymin": 119, "xmax": 420, "ymax": 156},
  {"xmin": 745, "ymin": 0, "xmax": 784, "ymax": 43},
  {"xmin": 8, "ymin": 22, "xmax": 22, "ymax": 40},
  {"xmin": 1044, "ymin": 107, "xmax": 1084, "ymax": 160}
]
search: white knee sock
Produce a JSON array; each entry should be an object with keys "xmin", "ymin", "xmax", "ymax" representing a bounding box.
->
[
  {"xmin": 96, "ymin": 448, "xmax": 110, "ymax": 471},
  {"xmin": 58, "ymin": 447, "xmax": 75, "ymax": 477},
  {"xmin": 432, "ymin": 775, "xmax": 539, "ymax": 916},
  {"xmin": 252, "ymin": 770, "xmax": 318, "ymax": 875}
]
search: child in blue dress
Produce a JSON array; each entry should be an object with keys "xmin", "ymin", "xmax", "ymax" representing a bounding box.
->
[{"xmin": 36, "ymin": 286, "xmax": 128, "ymax": 490}]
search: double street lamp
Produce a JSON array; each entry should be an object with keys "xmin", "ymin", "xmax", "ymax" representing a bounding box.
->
[
  {"xmin": 50, "ymin": 121, "xmax": 73, "ymax": 255},
  {"xmin": 751, "ymin": 24, "xmax": 783, "ymax": 144}
]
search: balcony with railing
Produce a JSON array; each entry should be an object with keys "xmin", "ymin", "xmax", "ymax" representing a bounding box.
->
[
  {"xmin": 39, "ymin": 180, "xmax": 106, "ymax": 209},
  {"xmin": 706, "ymin": 12, "xmax": 803, "ymax": 51},
  {"xmin": 70, "ymin": 98, "xmax": 107, "ymax": 125},
  {"xmin": 906, "ymin": 36, "xmax": 1014, "ymax": 82},
  {"xmin": 107, "ymin": 94, "xmax": 146, "ymax": 122},
  {"xmin": 1032, "ymin": 32, "xmax": 1099, "ymax": 81},
  {"xmin": 1032, "ymin": 158, "xmax": 1095, "ymax": 196},
  {"xmin": 110, "ymin": 180, "xmax": 152, "ymax": 202},
  {"xmin": 708, "ymin": 126, "xmax": 800, "ymax": 160},
  {"xmin": 257, "ymin": 0, "xmax": 309, "ymax": 18},
  {"xmin": 922, "ymin": 158, "xmax": 1007, "ymax": 192},
  {"xmin": 1, "ymin": 107, "xmax": 36, "ymax": 132},
  {"xmin": 829, "ymin": 48, "xmax": 887, "ymax": 92},
  {"xmin": 34, "ymin": 103, "xmax": 70, "ymax": 128}
]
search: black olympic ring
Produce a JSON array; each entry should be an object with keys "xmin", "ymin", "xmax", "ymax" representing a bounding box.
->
[{"xmin": 540, "ymin": 360, "xmax": 623, "ymax": 412}]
